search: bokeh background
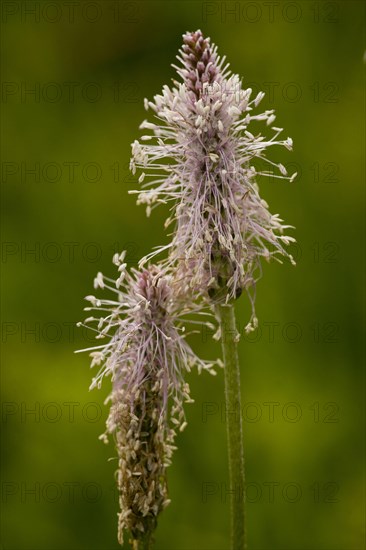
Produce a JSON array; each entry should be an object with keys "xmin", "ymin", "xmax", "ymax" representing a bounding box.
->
[{"xmin": 1, "ymin": 1, "xmax": 365, "ymax": 549}]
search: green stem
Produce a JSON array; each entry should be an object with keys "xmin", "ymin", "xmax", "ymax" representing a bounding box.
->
[
  {"xmin": 132, "ymin": 534, "xmax": 152, "ymax": 550},
  {"xmin": 216, "ymin": 303, "xmax": 246, "ymax": 550}
]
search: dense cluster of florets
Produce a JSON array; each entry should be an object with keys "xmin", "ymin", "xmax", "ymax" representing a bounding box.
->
[
  {"xmin": 77, "ymin": 254, "xmax": 216, "ymax": 545},
  {"xmin": 130, "ymin": 29, "xmax": 296, "ymax": 329}
]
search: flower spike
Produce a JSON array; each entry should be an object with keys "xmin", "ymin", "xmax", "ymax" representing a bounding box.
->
[
  {"xmin": 131, "ymin": 30, "xmax": 296, "ymax": 328},
  {"xmin": 77, "ymin": 255, "xmax": 216, "ymax": 545}
]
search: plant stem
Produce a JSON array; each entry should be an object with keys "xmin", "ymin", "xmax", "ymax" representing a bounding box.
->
[
  {"xmin": 216, "ymin": 303, "xmax": 246, "ymax": 550},
  {"xmin": 132, "ymin": 533, "xmax": 152, "ymax": 550}
]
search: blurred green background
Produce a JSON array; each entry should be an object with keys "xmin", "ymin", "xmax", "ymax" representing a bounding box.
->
[{"xmin": 1, "ymin": 1, "xmax": 364, "ymax": 549}]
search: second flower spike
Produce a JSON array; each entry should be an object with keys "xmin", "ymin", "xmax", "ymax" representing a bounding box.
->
[{"xmin": 77, "ymin": 255, "xmax": 217, "ymax": 546}]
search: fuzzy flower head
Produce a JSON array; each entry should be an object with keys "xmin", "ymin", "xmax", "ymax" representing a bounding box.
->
[
  {"xmin": 130, "ymin": 30, "xmax": 296, "ymax": 329},
  {"xmin": 77, "ymin": 253, "xmax": 216, "ymax": 545}
]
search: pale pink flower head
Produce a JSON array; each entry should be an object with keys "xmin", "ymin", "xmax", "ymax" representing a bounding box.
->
[
  {"xmin": 77, "ymin": 253, "xmax": 216, "ymax": 544},
  {"xmin": 130, "ymin": 30, "xmax": 296, "ymax": 330}
]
